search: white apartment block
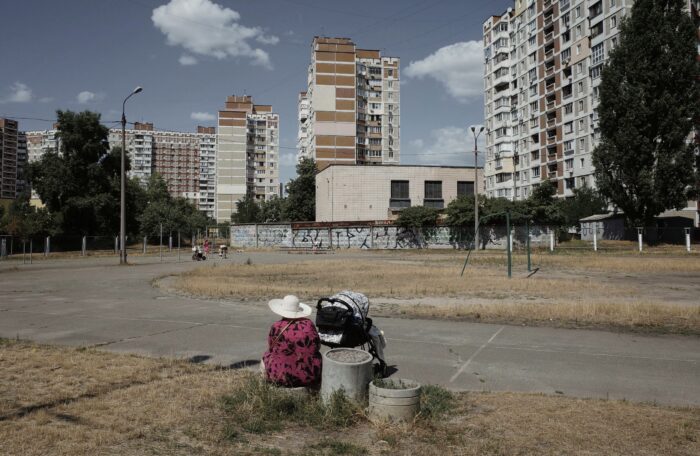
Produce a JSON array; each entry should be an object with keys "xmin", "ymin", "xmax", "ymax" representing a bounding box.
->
[
  {"xmin": 299, "ymin": 37, "xmax": 400, "ymax": 169},
  {"xmin": 483, "ymin": 0, "xmax": 633, "ymax": 200},
  {"xmin": 216, "ymin": 95, "xmax": 279, "ymax": 223},
  {"xmin": 108, "ymin": 122, "xmax": 154, "ymax": 185}
]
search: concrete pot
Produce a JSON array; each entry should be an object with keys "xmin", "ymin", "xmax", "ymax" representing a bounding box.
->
[
  {"xmin": 368, "ymin": 379, "xmax": 421, "ymax": 422},
  {"xmin": 321, "ymin": 348, "xmax": 373, "ymax": 404}
]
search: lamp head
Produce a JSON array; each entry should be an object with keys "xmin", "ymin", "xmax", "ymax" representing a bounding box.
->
[
  {"xmin": 479, "ymin": 126, "xmax": 485, "ymax": 133},
  {"xmin": 133, "ymin": 86, "xmax": 143, "ymax": 95},
  {"xmin": 470, "ymin": 125, "xmax": 476, "ymax": 133}
]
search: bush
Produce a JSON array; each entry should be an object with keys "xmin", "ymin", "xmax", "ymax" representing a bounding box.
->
[{"xmin": 420, "ymin": 384, "xmax": 456, "ymax": 421}]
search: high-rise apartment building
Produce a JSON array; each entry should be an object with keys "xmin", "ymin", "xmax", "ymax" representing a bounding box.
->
[
  {"xmin": 16, "ymin": 132, "xmax": 27, "ymax": 198},
  {"xmin": 0, "ymin": 118, "xmax": 18, "ymax": 200},
  {"xmin": 299, "ymin": 37, "xmax": 400, "ymax": 169},
  {"xmin": 108, "ymin": 122, "xmax": 155, "ymax": 184},
  {"xmin": 216, "ymin": 95, "xmax": 279, "ymax": 223},
  {"xmin": 197, "ymin": 126, "xmax": 217, "ymax": 220},
  {"xmin": 483, "ymin": 0, "xmax": 633, "ymax": 200}
]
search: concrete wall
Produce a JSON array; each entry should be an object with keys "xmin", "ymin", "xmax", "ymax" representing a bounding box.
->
[
  {"xmin": 316, "ymin": 165, "xmax": 484, "ymax": 222},
  {"xmin": 231, "ymin": 223, "xmax": 551, "ymax": 250}
]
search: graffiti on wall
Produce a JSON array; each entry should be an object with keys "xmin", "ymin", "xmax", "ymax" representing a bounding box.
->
[
  {"xmin": 331, "ymin": 228, "xmax": 372, "ymax": 249},
  {"xmin": 231, "ymin": 225, "xmax": 257, "ymax": 248},
  {"xmin": 257, "ymin": 225, "xmax": 292, "ymax": 247},
  {"xmin": 292, "ymin": 229, "xmax": 330, "ymax": 249}
]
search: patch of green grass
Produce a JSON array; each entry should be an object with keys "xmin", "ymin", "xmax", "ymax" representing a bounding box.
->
[
  {"xmin": 302, "ymin": 438, "xmax": 368, "ymax": 456},
  {"xmin": 420, "ymin": 384, "xmax": 456, "ymax": 421},
  {"xmin": 372, "ymin": 377, "xmax": 414, "ymax": 390},
  {"xmin": 220, "ymin": 375, "xmax": 362, "ymax": 440}
]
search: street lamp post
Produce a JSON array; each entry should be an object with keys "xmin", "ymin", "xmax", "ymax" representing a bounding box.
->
[
  {"xmin": 120, "ymin": 86, "xmax": 143, "ymax": 265},
  {"xmin": 469, "ymin": 125, "xmax": 485, "ymax": 250}
]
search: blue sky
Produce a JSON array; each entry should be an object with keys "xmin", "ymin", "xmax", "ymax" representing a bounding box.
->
[{"xmin": 0, "ymin": 0, "xmax": 512, "ymax": 183}]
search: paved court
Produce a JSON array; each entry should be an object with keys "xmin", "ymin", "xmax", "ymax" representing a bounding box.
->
[{"xmin": 1, "ymin": 254, "xmax": 698, "ymax": 406}]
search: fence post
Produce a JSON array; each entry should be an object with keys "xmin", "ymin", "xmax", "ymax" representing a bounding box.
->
[
  {"xmin": 506, "ymin": 210, "xmax": 512, "ymax": 279},
  {"xmin": 1, "ymin": 238, "xmax": 6, "ymax": 259},
  {"xmin": 23, "ymin": 240, "xmax": 26, "ymax": 264},
  {"xmin": 686, "ymin": 228, "xmax": 691, "ymax": 253},
  {"xmin": 549, "ymin": 230, "xmax": 555, "ymax": 252},
  {"xmin": 177, "ymin": 231, "xmax": 181, "ymax": 262},
  {"xmin": 81, "ymin": 236, "xmax": 87, "ymax": 256},
  {"xmin": 45, "ymin": 236, "xmax": 50, "ymax": 257},
  {"xmin": 143, "ymin": 236, "xmax": 147, "ymax": 254},
  {"xmin": 114, "ymin": 236, "xmax": 119, "ymax": 255},
  {"xmin": 169, "ymin": 234, "xmax": 173, "ymax": 253},
  {"xmin": 30, "ymin": 239, "xmax": 33, "ymax": 264},
  {"xmin": 637, "ymin": 227, "xmax": 643, "ymax": 252},
  {"xmin": 159, "ymin": 223, "xmax": 163, "ymax": 262},
  {"xmin": 526, "ymin": 221, "xmax": 531, "ymax": 272},
  {"xmin": 255, "ymin": 224, "xmax": 259, "ymax": 248},
  {"xmin": 9, "ymin": 237, "xmax": 12, "ymax": 256},
  {"xmin": 593, "ymin": 225, "xmax": 598, "ymax": 252}
]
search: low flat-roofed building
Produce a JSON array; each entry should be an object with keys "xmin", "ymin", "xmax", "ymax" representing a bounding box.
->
[{"xmin": 316, "ymin": 164, "xmax": 483, "ymax": 222}]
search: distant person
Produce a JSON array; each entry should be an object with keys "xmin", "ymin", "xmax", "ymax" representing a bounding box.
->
[
  {"xmin": 203, "ymin": 239, "xmax": 210, "ymax": 255},
  {"xmin": 262, "ymin": 295, "xmax": 322, "ymax": 388}
]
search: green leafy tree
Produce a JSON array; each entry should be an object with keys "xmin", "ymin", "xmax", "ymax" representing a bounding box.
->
[
  {"xmin": 283, "ymin": 158, "xmax": 316, "ymax": 222},
  {"xmin": 232, "ymin": 194, "xmax": 261, "ymax": 224},
  {"xmin": 138, "ymin": 174, "xmax": 207, "ymax": 236},
  {"xmin": 556, "ymin": 187, "xmax": 608, "ymax": 230},
  {"xmin": 28, "ymin": 111, "xmax": 124, "ymax": 235},
  {"xmin": 592, "ymin": 0, "xmax": 700, "ymax": 226},
  {"xmin": 525, "ymin": 180, "xmax": 562, "ymax": 226},
  {"xmin": 395, "ymin": 205, "xmax": 440, "ymax": 247},
  {"xmin": 0, "ymin": 197, "xmax": 57, "ymax": 240},
  {"xmin": 259, "ymin": 196, "xmax": 285, "ymax": 222}
]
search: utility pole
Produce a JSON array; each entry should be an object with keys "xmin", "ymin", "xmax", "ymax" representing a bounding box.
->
[{"xmin": 469, "ymin": 125, "xmax": 485, "ymax": 250}]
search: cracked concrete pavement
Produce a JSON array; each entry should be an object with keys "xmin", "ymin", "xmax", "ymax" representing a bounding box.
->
[{"xmin": 1, "ymin": 253, "xmax": 698, "ymax": 406}]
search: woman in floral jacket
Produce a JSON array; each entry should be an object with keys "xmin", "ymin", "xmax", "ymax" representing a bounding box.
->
[{"xmin": 263, "ymin": 295, "xmax": 322, "ymax": 387}]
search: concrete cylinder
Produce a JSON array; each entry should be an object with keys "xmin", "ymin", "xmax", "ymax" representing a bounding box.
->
[
  {"xmin": 321, "ymin": 348, "xmax": 373, "ymax": 404},
  {"xmin": 369, "ymin": 379, "xmax": 421, "ymax": 422}
]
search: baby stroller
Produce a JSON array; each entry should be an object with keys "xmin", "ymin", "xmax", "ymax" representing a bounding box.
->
[
  {"xmin": 315, "ymin": 291, "xmax": 387, "ymax": 376},
  {"xmin": 191, "ymin": 245, "xmax": 206, "ymax": 261}
]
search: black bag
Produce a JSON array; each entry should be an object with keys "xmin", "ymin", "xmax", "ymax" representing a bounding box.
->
[{"xmin": 315, "ymin": 305, "xmax": 353, "ymax": 329}]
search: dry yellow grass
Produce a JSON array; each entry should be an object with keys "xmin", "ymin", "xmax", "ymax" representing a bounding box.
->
[
  {"xmin": 172, "ymin": 259, "xmax": 700, "ymax": 334},
  {"xmin": 0, "ymin": 340, "xmax": 698, "ymax": 456}
]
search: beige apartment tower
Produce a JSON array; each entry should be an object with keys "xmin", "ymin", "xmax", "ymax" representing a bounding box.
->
[
  {"xmin": 483, "ymin": 0, "xmax": 633, "ymax": 200},
  {"xmin": 299, "ymin": 37, "xmax": 400, "ymax": 169},
  {"xmin": 216, "ymin": 95, "xmax": 279, "ymax": 223}
]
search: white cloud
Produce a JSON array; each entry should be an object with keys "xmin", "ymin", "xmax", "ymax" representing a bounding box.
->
[
  {"xmin": 190, "ymin": 111, "xmax": 215, "ymax": 122},
  {"xmin": 179, "ymin": 54, "xmax": 198, "ymax": 65},
  {"xmin": 77, "ymin": 91, "xmax": 97, "ymax": 104},
  {"xmin": 403, "ymin": 126, "xmax": 486, "ymax": 167},
  {"xmin": 152, "ymin": 0, "xmax": 279, "ymax": 69},
  {"xmin": 2, "ymin": 82, "xmax": 33, "ymax": 103},
  {"xmin": 404, "ymin": 41, "xmax": 484, "ymax": 102}
]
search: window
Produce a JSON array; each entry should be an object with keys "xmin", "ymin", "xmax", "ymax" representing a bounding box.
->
[
  {"xmin": 564, "ymin": 122, "xmax": 574, "ymax": 134},
  {"xmin": 564, "ymin": 140, "xmax": 574, "ymax": 151},
  {"xmin": 565, "ymin": 158, "xmax": 574, "ymax": 170},
  {"xmin": 390, "ymin": 180, "xmax": 410, "ymax": 208},
  {"xmin": 592, "ymin": 43, "xmax": 605, "ymax": 65},
  {"xmin": 564, "ymin": 103, "xmax": 574, "ymax": 114},
  {"xmin": 532, "ymin": 166, "xmax": 540, "ymax": 178},
  {"xmin": 424, "ymin": 181, "xmax": 443, "ymax": 208},
  {"xmin": 457, "ymin": 181, "xmax": 474, "ymax": 197},
  {"xmin": 591, "ymin": 65, "xmax": 602, "ymax": 79},
  {"xmin": 610, "ymin": 15, "xmax": 617, "ymax": 28}
]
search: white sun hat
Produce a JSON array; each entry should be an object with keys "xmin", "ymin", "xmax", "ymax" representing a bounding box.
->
[{"xmin": 268, "ymin": 295, "xmax": 312, "ymax": 319}]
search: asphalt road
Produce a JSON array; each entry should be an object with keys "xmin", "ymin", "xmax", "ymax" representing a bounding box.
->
[{"xmin": 1, "ymin": 253, "xmax": 698, "ymax": 406}]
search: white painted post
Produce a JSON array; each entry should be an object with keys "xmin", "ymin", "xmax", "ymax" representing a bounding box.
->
[
  {"xmin": 637, "ymin": 228, "xmax": 643, "ymax": 252},
  {"xmin": 143, "ymin": 236, "xmax": 147, "ymax": 254},
  {"xmin": 115, "ymin": 236, "xmax": 119, "ymax": 254},
  {"xmin": 593, "ymin": 225, "xmax": 598, "ymax": 252},
  {"xmin": 509, "ymin": 229, "xmax": 514, "ymax": 252},
  {"xmin": 169, "ymin": 235, "xmax": 173, "ymax": 253},
  {"xmin": 549, "ymin": 230, "xmax": 555, "ymax": 252},
  {"xmin": 81, "ymin": 236, "xmax": 87, "ymax": 256},
  {"xmin": 255, "ymin": 224, "xmax": 259, "ymax": 248},
  {"xmin": 45, "ymin": 236, "xmax": 50, "ymax": 256},
  {"xmin": 685, "ymin": 228, "xmax": 691, "ymax": 253}
]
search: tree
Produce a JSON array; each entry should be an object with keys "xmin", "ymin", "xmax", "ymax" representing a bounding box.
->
[
  {"xmin": 138, "ymin": 174, "xmax": 207, "ymax": 236},
  {"xmin": 28, "ymin": 111, "xmax": 123, "ymax": 235},
  {"xmin": 259, "ymin": 196, "xmax": 285, "ymax": 223},
  {"xmin": 395, "ymin": 205, "xmax": 440, "ymax": 247},
  {"xmin": 592, "ymin": 0, "xmax": 700, "ymax": 226},
  {"xmin": 232, "ymin": 194, "xmax": 261, "ymax": 224},
  {"xmin": 0, "ymin": 196, "xmax": 57, "ymax": 240},
  {"xmin": 525, "ymin": 180, "xmax": 562, "ymax": 226},
  {"xmin": 556, "ymin": 187, "xmax": 608, "ymax": 230},
  {"xmin": 283, "ymin": 158, "xmax": 316, "ymax": 221}
]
